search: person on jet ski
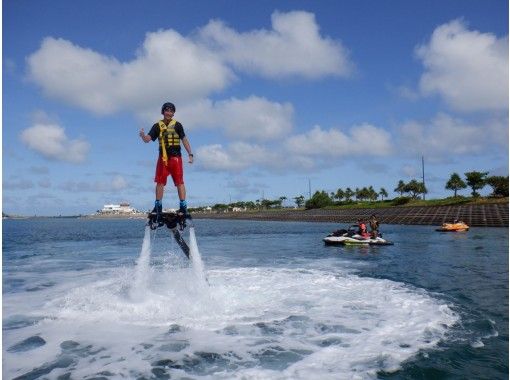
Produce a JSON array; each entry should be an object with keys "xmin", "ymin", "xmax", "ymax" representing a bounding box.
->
[
  {"xmin": 357, "ymin": 219, "xmax": 370, "ymax": 239},
  {"xmin": 369, "ymin": 214, "xmax": 380, "ymax": 238}
]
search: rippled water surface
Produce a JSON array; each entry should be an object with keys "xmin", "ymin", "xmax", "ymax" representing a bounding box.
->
[{"xmin": 3, "ymin": 218, "xmax": 508, "ymax": 379}]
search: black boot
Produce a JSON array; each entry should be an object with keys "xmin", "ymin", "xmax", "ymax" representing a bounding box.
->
[{"xmin": 151, "ymin": 203, "xmax": 163, "ymax": 227}]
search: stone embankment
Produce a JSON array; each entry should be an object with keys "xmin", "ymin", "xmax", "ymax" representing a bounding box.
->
[{"xmin": 193, "ymin": 203, "xmax": 508, "ymax": 227}]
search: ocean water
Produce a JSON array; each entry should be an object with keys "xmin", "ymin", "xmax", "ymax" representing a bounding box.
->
[{"xmin": 2, "ymin": 218, "xmax": 508, "ymax": 380}]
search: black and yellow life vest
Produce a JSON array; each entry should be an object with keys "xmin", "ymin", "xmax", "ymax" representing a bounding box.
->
[{"xmin": 158, "ymin": 119, "xmax": 180, "ymax": 164}]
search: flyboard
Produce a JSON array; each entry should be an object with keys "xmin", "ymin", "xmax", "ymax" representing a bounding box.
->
[{"xmin": 147, "ymin": 211, "xmax": 193, "ymax": 258}]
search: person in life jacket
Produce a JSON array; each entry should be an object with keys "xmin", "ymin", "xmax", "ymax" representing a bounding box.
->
[
  {"xmin": 139, "ymin": 102, "xmax": 193, "ymax": 221},
  {"xmin": 369, "ymin": 214, "xmax": 380, "ymax": 238},
  {"xmin": 357, "ymin": 219, "xmax": 370, "ymax": 239}
]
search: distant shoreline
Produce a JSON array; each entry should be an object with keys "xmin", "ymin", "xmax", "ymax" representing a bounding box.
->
[{"xmin": 3, "ymin": 202, "xmax": 508, "ymax": 227}]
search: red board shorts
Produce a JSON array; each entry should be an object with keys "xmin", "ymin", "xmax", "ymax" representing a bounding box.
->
[{"xmin": 154, "ymin": 156, "xmax": 184, "ymax": 186}]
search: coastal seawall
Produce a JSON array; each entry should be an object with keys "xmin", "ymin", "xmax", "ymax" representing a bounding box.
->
[{"xmin": 193, "ymin": 203, "xmax": 509, "ymax": 227}]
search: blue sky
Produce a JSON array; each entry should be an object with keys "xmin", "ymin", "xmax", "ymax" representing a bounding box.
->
[{"xmin": 3, "ymin": 0, "xmax": 508, "ymax": 216}]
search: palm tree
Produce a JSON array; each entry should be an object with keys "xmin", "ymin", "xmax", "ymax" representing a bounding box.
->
[
  {"xmin": 445, "ymin": 173, "xmax": 467, "ymax": 197},
  {"xmin": 379, "ymin": 187, "xmax": 388, "ymax": 201},
  {"xmin": 355, "ymin": 187, "xmax": 362, "ymax": 201},
  {"xmin": 335, "ymin": 188, "xmax": 345, "ymax": 202},
  {"xmin": 404, "ymin": 179, "xmax": 427, "ymax": 199},
  {"xmin": 368, "ymin": 186, "xmax": 378, "ymax": 201},
  {"xmin": 345, "ymin": 187, "xmax": 354, "ymax": 201},
  {"xmin": 394, "ymin": 180, "xmax": 406, "ymax": 196}
]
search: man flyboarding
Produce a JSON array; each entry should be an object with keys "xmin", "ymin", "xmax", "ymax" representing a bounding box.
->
[{"xmin": 139, "ymin": 102, "xmax": 193, "ymax": 224}]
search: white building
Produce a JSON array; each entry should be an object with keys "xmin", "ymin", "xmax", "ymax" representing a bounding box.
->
[{"xmin": 100, "ymin": 203, "xmax": 135, "ymax": 214}]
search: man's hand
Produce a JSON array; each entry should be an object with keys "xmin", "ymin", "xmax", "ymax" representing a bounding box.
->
[
  {"xmin": 188, "ymin": 154, "xmax": 194, "ymax": 164},
  {"xmin": 139, "ymin": 128, "xmax": 145, "ymax": 138}
]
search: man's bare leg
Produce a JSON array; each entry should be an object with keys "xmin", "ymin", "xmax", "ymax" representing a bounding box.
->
[
  {"xmin": 156, "ymin": 183, "xmax": 164, "ymax": 201},
  {"xmin": 177, "ymin": 184, "xmax": 186, "ymax": 201}
]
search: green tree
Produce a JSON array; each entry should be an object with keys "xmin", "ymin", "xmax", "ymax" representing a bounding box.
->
[
  {"xmin": 293, "ymin": 195, "xmax": 305, "ymax": 208},
  {"xmin": 245, "ymin": 201, "xmax": 256, "ymax": 210},
  {"xmin": 368, "ymin": 186, "xmax": 378, "ymax": 201},
  {"xmin": 394, "ymin": 180, "xmax": 406, "ymax": 196},
  {"xmin": 334, "ymin": 188, "xmax": 345, "ymax": 202},
  {"xmin": 379, "ymin": 187, "xmax": 388, "ymax": 201},
  {"xmin": 445, "ymin": 173, "xmax": 467, "ymax": 197},
  {"xmin": 344, "ymin": 187, "xmax": 354, "ymax": 201},
  {"xmin": 404, "ymin": 179, "xmax": 427, "ymax": 199},
  {"xmin": 212, "ymin": 203, "xmax": 228, "ymax": 212},
  {"xmin": 305, "ymin": 190, "xmax": 334, "ymax": 209},
  {"xmin": 465, "ymin": 171, "xmax": 488, "ymax": 197},
  {"xmin": 486, "ymin": 176, "xmax": 509, "ymax": 197},
  {"xmin": 355, "ymin": 187, "xmax": 362, "ymax": 201}
]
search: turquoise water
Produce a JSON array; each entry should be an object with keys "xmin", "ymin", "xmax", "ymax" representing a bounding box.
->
[{"xmin": 3, "ymin": 218, "xmax": 508, "ymax": 379}]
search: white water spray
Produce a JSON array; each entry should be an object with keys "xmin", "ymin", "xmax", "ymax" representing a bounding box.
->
[
  {"xmin": 189, "ymin": 226, "xmax": 207, "ymax": 285},
  {"xmin": 130, "ymin": 226, "xmax": 152, "ymax": 301}
]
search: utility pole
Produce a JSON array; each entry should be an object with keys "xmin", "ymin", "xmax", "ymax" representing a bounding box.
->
[
  {"xmin": 422, "ymin": 155, "xmax": 426, "ymax": 200},
  {"xmin": 308, "ymin": 179, "xmax": 312, "ymax": 199}
]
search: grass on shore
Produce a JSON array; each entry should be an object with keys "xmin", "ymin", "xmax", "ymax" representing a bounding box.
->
[
  {"xmin": 323, "ymin": 196, "xmax": 508, "ymax": 210},
  {"xmin": 192, "ymin": 196, "xmax": 508, "ymax": 214}
]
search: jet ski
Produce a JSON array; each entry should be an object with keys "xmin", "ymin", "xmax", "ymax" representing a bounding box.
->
[
  {"xmin": 436, "ymin": 221, "xmax": 469, "ymax": 232},
  {"xmin": 323, "ymin": 225, "xmax": 394, "ymax": 246}
]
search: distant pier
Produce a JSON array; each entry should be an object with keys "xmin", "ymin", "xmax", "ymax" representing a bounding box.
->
[{"xmin": 194, "ymin": 203, "xmax": 509, "ymax": 227}]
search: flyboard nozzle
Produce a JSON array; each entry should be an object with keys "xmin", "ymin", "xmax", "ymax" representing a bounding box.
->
[{"xmin": 146, "ymin": 211, "xmax": 192, "ymax": 258}]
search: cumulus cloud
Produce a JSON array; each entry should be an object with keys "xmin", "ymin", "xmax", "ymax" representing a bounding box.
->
[
  {"xmin": 27, "ymin": 32, "xmax": 233, "ymax": 116},
  {"xmin": 194, "ymin": 122, "xmax": 392, "ymax": 174},
  {"xmin": 416, "ymin": 19, "xmax": 508, "ymax": 111},
  {"xmin": 27, "ymin": 11, "xmax": 350, "ymax": 121},
  {"xmin": 178, "ymin": 96, "xmax": 294, "ymax": 140},
  {"xmin": 20, "ymin": 123, "xmax": 90, "ymax": 163},
  {"xmin": 398, "ymin": 113, "xmax": 508, "ymax": 159},
  {"xmin": 198, "ymin": 11, "xmax": 352, "ymax": 79},
  {"xmin": 285, "ymin": 124, "xmax": 393, "ymax": 157},
  {"xmin": 196, "ymin": 142, "xmax": 281, "ymax": 172}
]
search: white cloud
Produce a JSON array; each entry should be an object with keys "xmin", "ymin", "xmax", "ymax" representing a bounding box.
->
[
  {"xmin": 20, "ymin": 123, "xmax": 90, "ymax": 163},
  {"xmin": 179, "ymin": 96, "xmax": 294, "ymax": 140},
  {"xmin": 195, "ymin": 122, "xmax": 393, "ymax": 174},
  {"xmin": 398, "ymin": 113, "xmax": 508, "ymax": 159},
  {"xmin": 285, "ymin": 124, "xmax": 393, "ymax": 157},
  {"xmin": 27, "ymin": 33, "xmax": 233, "ymax": 116},
  {"xmin": 27, "ymin": 12, "xmax": 351, "ymax": 121},
  {"xmin": 416, "ymin": 19, "xmax": 508, "ymax": 111},
  {"xmin": 198, "ymin": 11, "xmax": 353, "ymax": 79},
  {"xmin": 196, "ymin": 142, "xmax": 280, "ymax": 172}
]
